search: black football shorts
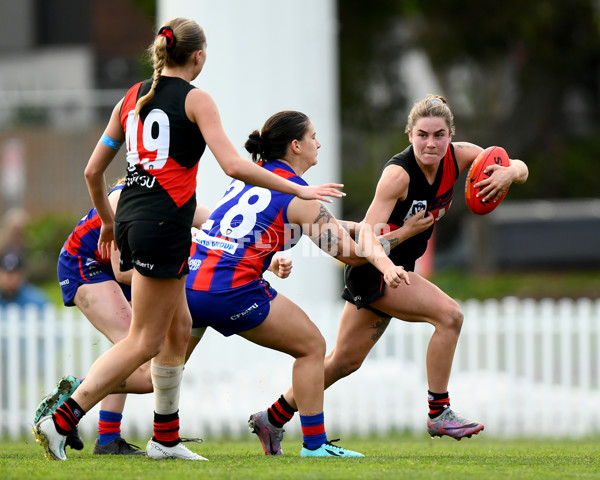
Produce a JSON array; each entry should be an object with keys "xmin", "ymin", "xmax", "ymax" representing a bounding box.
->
[{"xmin": 114, "ymin": 219, "xmax": 191, "ymax": 279}]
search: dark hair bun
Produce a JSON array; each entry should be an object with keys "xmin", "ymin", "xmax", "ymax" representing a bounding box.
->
[
  {"xmin": 245, "ymin": 130, "xmax": 271, "ymax": 163},
  {"xmin": 244, "ymin": 130, "xmax": 262, "ymax": 156}
]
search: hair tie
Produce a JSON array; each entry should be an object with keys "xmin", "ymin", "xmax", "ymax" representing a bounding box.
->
[
  {"xmin": 157, "ymin": 26, "xmax": 176, "ymax": 50},
  {"xmin": 429, "ymin": 96, "xmax": 446, "ymax": 105}
]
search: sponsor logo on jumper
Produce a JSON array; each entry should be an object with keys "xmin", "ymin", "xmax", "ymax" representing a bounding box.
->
[
  {"xmin": 126, "ymin": 166, "xmax": 157, "ymax": 189},
  {"xmin": 192, "ymin": 228, "xmax": 237, "ymax": 254},
  {"xmin": 59, "ymin": 279, "xmax": 70, "ymax": 286},
  {"xmin": 403, "ymin": 200, "xmax": 427, "ymax": 222},
  {"xmin": 189, "ymin": 258, "xmax": 202, "ymax": 270},
  {"xmin": 230, "ymin": 303, "xmax": 259, "ymax": 321}
]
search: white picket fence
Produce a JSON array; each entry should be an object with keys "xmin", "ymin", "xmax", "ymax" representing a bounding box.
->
[{"xmin": 1, "ymin": 297, "xmax": 599, "ymax": 440}]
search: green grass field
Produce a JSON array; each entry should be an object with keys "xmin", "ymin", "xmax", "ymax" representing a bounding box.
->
[{"xmin": 3, "ymin": 434, "xmax": 599, "ymax": 480}]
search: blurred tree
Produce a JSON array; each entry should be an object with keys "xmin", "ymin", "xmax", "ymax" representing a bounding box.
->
[
  {"xmin": 338, "ymin": 0, "xmax": 600, "ymax": 216},
  {"xmin": 131, "ymin": 0, "xmax": 156, "ymax": 20},
  {"xmin": 338, "ymin": 0, "xmax": 409, "ymax": 129},
  {"xmin": 407, "ymin": 0, "xmax": 600, "ymax": 200},
  {"xmin": 130, "ymin": 0, "xmax": 158, "ymax": 79},
  {"xmin": 337, "ymin": 0, "xmax": 412, "ymax": 217}
]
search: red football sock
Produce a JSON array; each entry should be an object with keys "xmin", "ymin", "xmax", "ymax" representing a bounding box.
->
[
  {"xmin": 428, "ymin": 390, "xmax": 450, "ymax": 418},
  {"xmin": 53, "ymin": 397, "xmax": 85, "ymax": 434},
  {"xmin": 267, "ymin": 394, "xmax": 297, "ymax": 428},
  {"xmin": 152, "ymin": 411, "xmax": 180, "ymax": 447}
]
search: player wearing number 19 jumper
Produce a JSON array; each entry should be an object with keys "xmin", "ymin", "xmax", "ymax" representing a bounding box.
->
[
  {"xmin": 185, "ymin": 110, "xmax": 412, "ymax": 457},
  {"xmin": 33, "ymin": 17, "xmax": 346, "ymax": 463}
]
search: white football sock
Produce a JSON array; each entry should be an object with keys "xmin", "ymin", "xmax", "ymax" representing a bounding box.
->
[{"xmin": 151, "ymin": 361, "xmax": 184, "ymax": 415}]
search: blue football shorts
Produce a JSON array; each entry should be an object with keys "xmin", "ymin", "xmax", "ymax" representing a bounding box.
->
[
  {"xmin": 57, "ymin": 248, "xmax": 131, "ymax": 307},
  {"xmin": 187, "ymin": 278, "xmax": 277, "ymax": 337}
]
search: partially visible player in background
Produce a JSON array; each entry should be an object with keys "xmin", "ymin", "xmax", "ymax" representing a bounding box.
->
[
  {"xmin": 39, "ymin": 179, "xmax": 141, "ymax": 455},
  {"xmin": 250, "ymin": 95, "xmax": 529, "ymax": 454},
  {"xmin": 34, "ymin": 179, "xmax": 211, "ymax": 456},
  {"xmin": 185, "ymin": 110, "xmax": 415, "ymax": 458}
]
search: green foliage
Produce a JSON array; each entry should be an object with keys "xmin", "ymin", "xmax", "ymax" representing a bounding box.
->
[
  {"xmin": 341, "ymin": 127, "xmax": 410, "ymax": 218},
  {"xmin": 518, "ymin": 128, "xmax": 600, "ymax": 199},
  {"xmin": 131, "ymin": 0, "xmax": 156, "ymax": 21},
  {"xmin": 407, "ymin": 0, "xmax": 600, "ymax": 200},
  {"xmin": 431, "ymin": 270, "xmax": 600, "ymax": 301},
  {"xmin": 3, "ymin": 435, "xmax": 600, "ymax": 480},
  {"xmin": 337, "ymin": 0, "xmax": 412, "ymax": 129},
  {"xmin": 131, "ymin": 0, "xmax": 158, "ymax": 80},
  {"xmin": 23, "ymin": 212, "xmax": 78, "ymax": 284},
  {"xmin": 338, "ymin": 0, "xmax": 600, "ymax": 206},
  {"xmin": 14, "ymin": 107, "xmax": 48, "ymax": 126}
]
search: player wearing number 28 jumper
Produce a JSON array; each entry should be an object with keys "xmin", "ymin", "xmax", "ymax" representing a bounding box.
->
[{"xmin": 184, "ymin": 110, "xmax": 411, "ymax": 457}]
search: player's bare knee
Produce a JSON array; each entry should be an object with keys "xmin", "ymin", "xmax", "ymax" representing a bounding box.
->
[
  {"xmin": 138, "ymin": 363, "xmax": 153, "ymax": 392},
  {"xmin": 309, "ymin": 333, "xmax": 326, "ymax": 359},
  {"xmin": 435, "ymin": 302, "xmax": 463, "ymax": 335},
  {"xmin": 295, "ymin": 331, "xmax": 326, "ymax": 360},
  {"xmin": 446, "ymin": 305, "xmax": 463, "ymax": 334}
]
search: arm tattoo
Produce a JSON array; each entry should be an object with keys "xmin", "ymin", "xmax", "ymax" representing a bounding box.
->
[
  {"xmin": 379, "ymin": 237, "xmax": 391, "ymax": 255},
  {"xmin": 378, "ymin": 236, "xmax": 399, "ymax": 255},
  {"xmin": 313, "ymin": 204, "xmax": 342, "ymax": 256},
  {"xmin": 318, "ymin": 228, "xmax": 340, "ymax": 256},
  {"xmin": 314, "ymin": 204, "xmax": 333, "ymax": 224}
]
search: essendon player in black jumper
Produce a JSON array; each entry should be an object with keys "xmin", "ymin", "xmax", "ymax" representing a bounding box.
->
[
  {"xmin": 33, "ymin": 17, "xmax": 346, "ymax": 462},
  {"xmin": 251, "ymin": 95, "xmax": 528, "ymax": 452}
]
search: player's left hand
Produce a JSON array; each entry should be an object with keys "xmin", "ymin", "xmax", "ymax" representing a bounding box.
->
[
  {"xmin": 475, "ymin": 164, "xmax": 512, "ymax": 202},
  {"xmin": 269, "ymin": 256, "xmax": 293, "ymax": 279}
]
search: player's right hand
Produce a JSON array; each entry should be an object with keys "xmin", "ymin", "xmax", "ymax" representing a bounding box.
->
[
  {"xmin": 297, "ymin": 183, "xmax": 345, "ymax": 203},
  {"xmin": 403, "ymin": 210, "xmax": 434, "ymax": 236},
  {"xmin": 98, "ymin": 223, "xmax": 115, "ymax": 260}
]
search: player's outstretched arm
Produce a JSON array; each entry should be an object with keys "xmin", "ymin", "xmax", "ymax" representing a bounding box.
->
[
  {"xmin": 189, "ymin": 89, "xmax": 344, "ymax": 202},
  {"xmin": 286, "ymin": 198, "xmax": 409, "ymax": 287}
]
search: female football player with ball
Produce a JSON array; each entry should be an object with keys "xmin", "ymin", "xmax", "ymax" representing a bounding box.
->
[{"xmin": 250, "ymin": 94, "xmax": 529, "ymax": 454}]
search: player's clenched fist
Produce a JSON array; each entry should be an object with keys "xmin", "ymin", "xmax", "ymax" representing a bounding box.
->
[{"xmin": 269, "ymin": 256, "xmax": 293, "ymax": 279}]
